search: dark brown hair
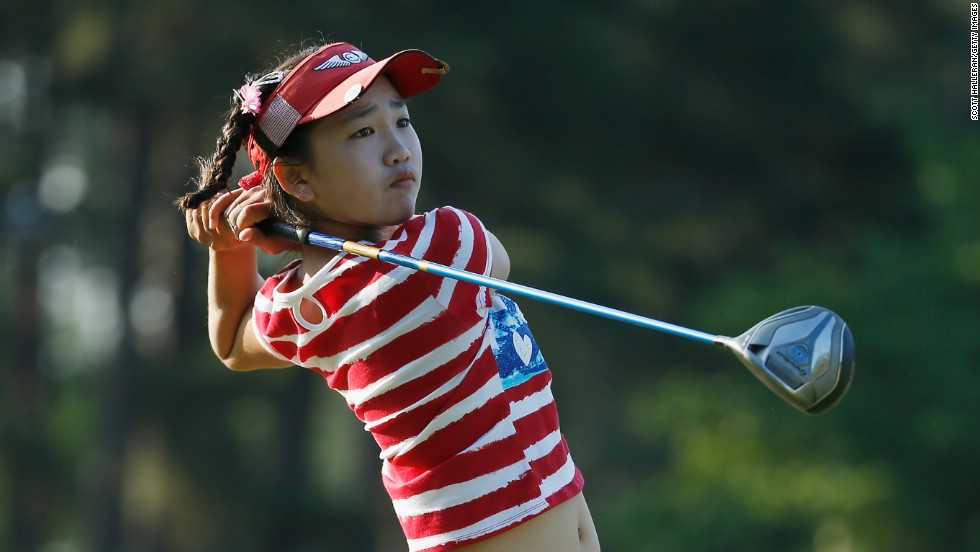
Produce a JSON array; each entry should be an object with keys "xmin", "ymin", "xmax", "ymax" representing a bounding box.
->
[{"xmin": 176, "ymin": 44, "xmax": 322, "ymax": 226}]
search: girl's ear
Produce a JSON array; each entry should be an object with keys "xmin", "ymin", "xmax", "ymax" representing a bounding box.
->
[{"xmin": 272, "ymin": 160, "xmax": 316, "ymax": 202}]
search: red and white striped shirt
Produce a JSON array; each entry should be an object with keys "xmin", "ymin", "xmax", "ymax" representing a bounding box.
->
[{"xmin": 252, "ymin": 207, "xmax": 584, "ymax": 551}]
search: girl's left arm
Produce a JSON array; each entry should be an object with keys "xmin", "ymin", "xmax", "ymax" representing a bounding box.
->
[{"xmin": 487, "ymin": 230, "xmax": 511, "ymax": 280}]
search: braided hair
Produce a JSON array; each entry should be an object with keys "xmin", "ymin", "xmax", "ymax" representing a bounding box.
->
[{"xmin": 176, "ymin": 45, "xmax": 320, "ymax": 219}]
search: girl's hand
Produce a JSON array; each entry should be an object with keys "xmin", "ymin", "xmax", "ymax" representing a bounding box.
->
[
  {"xmin": 213, "ymin": 187, "xmax": 300, "ymax": 255},
  {"xmin": 184, "ymin": 190, "xmax": 244, "ymax": 252}
]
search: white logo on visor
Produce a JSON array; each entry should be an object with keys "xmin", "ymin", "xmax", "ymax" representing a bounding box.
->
[{"xmin": 313, "ymin": 50, "xmax": 369, "ymax": 71}]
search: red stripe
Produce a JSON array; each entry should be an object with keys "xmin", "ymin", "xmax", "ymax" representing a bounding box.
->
[
  {"xmin": 254, "ymin": 287, "xmax": 312, "ymax": 341},
  {"xmin": 368, "ymin": 363, "xmax": 499, "ymax": 447},
  {"xmin": 383, "ymin": 432, "xmax": 526, "ymax": 498},
  {"xmin": 409, "ymin": 209, "xmax": 492, "ymax": 317},
  {"xmin": 355, "ymin": 353, "xmax": 473, "ymax": 424},
  {"xmin": 393, "ymin": 390, "xmax": 511, "ymax": 470},
  {"xmin": 397, "ymin": 476, "xmax": 542, "ymax": 540},
  {"xmin": 253, "ymin": 260, "xmax": 318, "ymax": 340},
  {"xmin": 403, "ymin": 470, "xmax": 585, "ymax": 551},
  {"xmin": 317, "ymin": 301, "xmax": 482, "ymax": 399},
  {"xmin": 342, "ymin": 310, "xmax": 483, "ymax": 394},
  {"xmin": 268, "ymin": 340, "xmax": 298, "ymax": 360},
  {"xmin": 401, "ymin": 209, "xmax": 464, "ymax": 268},
  {"xmin": 313, "ymin": 260, "xmax": 400, "ymax": 313},
  {"xmin": 503, "ymin": 371, "xmax": 552, "ymax": 403},
  {"xmin": 352, "ymin": 363, "xmax": 459, "ymax": 426},
  {"xmin": 513, "ymin": 399, "xmax": 560, "ymax": 439},
  {"xmin": 527, "ymin": 433, "xmax": 568, "ymax": 481},
  {"xmin": 298, "ymin": 274, "xmax": 432, "ymax": 362}
]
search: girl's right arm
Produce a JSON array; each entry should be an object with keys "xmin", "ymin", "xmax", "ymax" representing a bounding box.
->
[{"xmin": 185, "ymin": 188, "xmax": 294, "ymax": 371}]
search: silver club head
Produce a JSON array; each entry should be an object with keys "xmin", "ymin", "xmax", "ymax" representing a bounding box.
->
[{"xmin": 715, "ymin": 306, "xmax": 855, "ymax": 414}]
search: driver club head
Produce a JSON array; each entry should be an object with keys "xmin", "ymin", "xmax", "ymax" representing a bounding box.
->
[{"xmin": 716, "ymin": 306, "xmax": 855, "ymax": 414}]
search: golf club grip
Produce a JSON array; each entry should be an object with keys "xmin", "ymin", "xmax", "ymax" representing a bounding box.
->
[
  {"xmin": 256, "ymin": 219, "xmax": 345, "ymax": 251},
  {"xmin": 253, "ymin": 219, "xmax": 719, "ymax": 344},
  {"xmin": 255, "ymin": 219, "xmax": 308, "ymax": 244}
]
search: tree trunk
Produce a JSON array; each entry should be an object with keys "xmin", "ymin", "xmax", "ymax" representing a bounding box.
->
[{"xmin": 84, "ymin": 108, "xmax": 151, "ymax": 552}]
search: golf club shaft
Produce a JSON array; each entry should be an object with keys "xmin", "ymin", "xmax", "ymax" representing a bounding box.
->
[{"xmin": 257, "ymin": 220, "xmax": 719, "ymax": 344}]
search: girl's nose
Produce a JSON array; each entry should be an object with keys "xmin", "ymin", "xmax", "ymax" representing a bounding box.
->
[{"xmin": 385, "ymin": 134, "xmax": 411, "ymax": 166}]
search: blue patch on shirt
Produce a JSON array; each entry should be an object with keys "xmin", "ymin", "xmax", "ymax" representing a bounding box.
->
[{"xmin": 489, "ymin": 294, "xmax": 548, "ymax": 389}]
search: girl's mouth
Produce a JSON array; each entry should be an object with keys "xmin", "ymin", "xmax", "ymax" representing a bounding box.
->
[{"xmin": 390, "ymin": 171, "xmax": 416, "ymax": 189}]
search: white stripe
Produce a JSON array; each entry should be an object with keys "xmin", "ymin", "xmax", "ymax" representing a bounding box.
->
[
  {"xmin": 460, "ymin": 416, "xmax": 517, "ymax": 454},
  {"xmin": 260, "ymin": 292, "xmax": 440, "ymax": 372},
  {"xmin": 288, "ymin": 264, "xmax": 416, "ymax": 348},
  {"xmin": 415, "ymin": 210, "xmax": 457, "ymax": 305},
  {"xmin": 253, "ymin": 292, "xmax": 275, "ymax": 316},
  {"xmin": 405, "ymin": 499, "xmax": 548, "ymax": 552},
  {"xmin": 363, "ymin": 369, "xmax": 468, "ymax": 431},
  {"xmin": 409, "ymin": 210, "xmax": 438, "ymax": 258},
  {"xmin": 479, "ymin": 215, "xmax": 493, "ymax": 276},
  {"xmin": 435, "ymin": 208, "xmax": 475, "ymax": 307},
  {"xmin": 337, "ymin": 315, "xmax": 486, "ymax": 407},
  {"xmin": 538, "ymin": 454, "xmax": 577, "ymax": 498},
  {"xmin": 330, "ymin": 264, "xmax": 417, "ymax": 319},
  {"xmin": 391, "ymin": 459, "xmax": 529, "ymax": 517},
  {"xmin": 510, "ymin": 384, "xmax": 555, "ymax": 420},
  {"xmin": 303, "ymin": 243, "xmax": 364, "ymax": 289},
  {"xmin": 264, "ymin": 254, "xmax": 361, "ymax": 315},
  {"xmin": 379, "ymin": 373, "xmax": 503, "ymax": 460},
  {"xmin": 525, "ymin": 429, "xmax": 562, "ymax": 463},
  {"xmin": 257, "ymin": 232, "xmax": 418, "ymax": 349},
  {"xmin": 303, "ymin": 297, "xmax": 442, "ymax": 374}
]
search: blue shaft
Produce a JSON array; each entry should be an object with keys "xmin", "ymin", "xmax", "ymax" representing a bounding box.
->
[
  {"xmin": 380, "ymin": 249, "xmax": 716, "ymax": 343},
  {"xmin": 258, "ymin": 220, "xmax": 718, "ymax": 344}
]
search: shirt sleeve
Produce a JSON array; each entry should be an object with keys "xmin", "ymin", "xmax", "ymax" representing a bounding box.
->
[
  {"xmin": 393, "ymin": 206, "xmax": 493, "ymax": 318},
  {"xmin": 251, "ymin": 261, "xmax": 304, "ymax": 364}
]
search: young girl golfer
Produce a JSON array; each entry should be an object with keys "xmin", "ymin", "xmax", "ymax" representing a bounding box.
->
[{"xmin": 179, "ymin": 41, "xmax": 600, "ymax": 552}]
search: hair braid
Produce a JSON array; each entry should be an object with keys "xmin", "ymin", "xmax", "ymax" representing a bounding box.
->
[
  {"xmin": 176, "ymin": 106, "xmax": 255, "ymax": 211},
  {"xmin": 177, "ymin": 43, "xmax": 322, "ymax": 212}
]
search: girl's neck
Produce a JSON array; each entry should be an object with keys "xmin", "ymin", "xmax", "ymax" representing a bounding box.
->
[
  {"xmin": 298, "ymin": 243, "xmax": 338, "ymax": 280},
  {"xmin": 307, "ymin": 218, "xmax": 397, "ymax": 244}
]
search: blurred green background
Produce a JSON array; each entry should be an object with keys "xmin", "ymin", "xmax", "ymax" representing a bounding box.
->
[{"xmin": 2, "ymin": 1, "xmax": 978, "ymax": 551}]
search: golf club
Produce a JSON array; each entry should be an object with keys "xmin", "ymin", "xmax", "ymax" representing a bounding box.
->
[{"xmin": 255, "ymin": 219, "xmax": 855, "ymax": 413}]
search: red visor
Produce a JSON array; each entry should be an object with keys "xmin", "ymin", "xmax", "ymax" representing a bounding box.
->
[{"xmin": 242, "ymin": 42, "xmax": 448, "ymax": 187}]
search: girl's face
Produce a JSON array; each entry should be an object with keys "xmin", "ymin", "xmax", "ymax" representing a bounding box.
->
[{"xmin": 291, "ymin": 76, "xmax": 423, "ymax": 241}]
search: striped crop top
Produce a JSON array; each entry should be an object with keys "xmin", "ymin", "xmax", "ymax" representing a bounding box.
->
[{"xmin": 252, "ymin": 207, "xmax": 584, "ymax": 551}]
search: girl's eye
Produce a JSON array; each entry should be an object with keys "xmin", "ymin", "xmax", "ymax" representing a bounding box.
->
[
  {"xmin": 352, "ymin": 127, "xmax": 373, "ymax": 138},
  {"xmin": 397, "ymin": 117, "xmax": 411, "ymax": 128}
]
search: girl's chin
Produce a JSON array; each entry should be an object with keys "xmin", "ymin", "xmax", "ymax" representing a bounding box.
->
[{"xmin": 390, "ymin": 198, "xmax": 419, "ymax": 222}]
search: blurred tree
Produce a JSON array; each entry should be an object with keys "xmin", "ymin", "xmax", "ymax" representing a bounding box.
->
[{"xmin": 2, "ymin": 57, "xmax": 51, "ymax": 552}]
